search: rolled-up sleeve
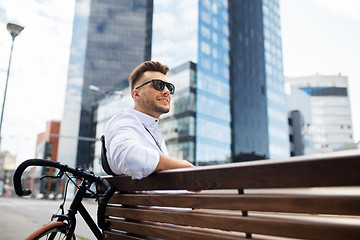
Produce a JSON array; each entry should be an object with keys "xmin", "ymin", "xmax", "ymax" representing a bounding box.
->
[{"xmin": 105, "ymin": 114, "xmax": 160, "ymax": 179}]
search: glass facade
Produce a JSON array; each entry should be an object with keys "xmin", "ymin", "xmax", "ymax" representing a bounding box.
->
[
  {"xmin": 152, "ymin": 0, "xmax": 289, "ymax": 164},
  {"xmin": 196, "ymin": 0, "xmax": 231, "ymax": 165},
  {"xmin": 158, "ymin": 62, "xmax": 197, "ymax": 163},
  {"xmin": 229, "ymin": 0, "xmax": 270, "ymax": 161},
  {"xmin": 262, "ymin": 0, "xmax": 289, "ymax": 158},
  {"xmin": 59, "ymin": 0, "xmax": 153, "ymax": 168},
  {"xmin": 152, "ymin": 0, "xmax": 231, "ymax": 165},
  {"xmin": 93, "ymin": 89, "xmax": 133, "ymax": 175}
]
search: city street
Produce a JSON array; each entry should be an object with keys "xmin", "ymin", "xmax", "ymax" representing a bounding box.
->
[{"xmin": 0, "ymin": 196, "xmax": 98, "ymax": 240}]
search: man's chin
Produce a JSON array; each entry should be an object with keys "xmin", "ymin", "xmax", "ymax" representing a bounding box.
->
[{"xmin": 155, "ymin": 106, "xmax": 170, "ymax": 114}]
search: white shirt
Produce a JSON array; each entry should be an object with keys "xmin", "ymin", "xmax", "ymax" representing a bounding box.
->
[{"xmin": 105, "ymin": 108, "xmax": 168, "ymax": 179}]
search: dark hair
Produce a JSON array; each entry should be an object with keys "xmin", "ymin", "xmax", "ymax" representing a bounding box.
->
[{"xmin": 129, "ymin": 61, "xmax": 169, "ymax": 90}]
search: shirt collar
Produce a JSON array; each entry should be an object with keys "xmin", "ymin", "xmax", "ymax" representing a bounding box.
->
[{"xmin": 125, "ymin": 108, "xmax": 159, "ymax": 127}]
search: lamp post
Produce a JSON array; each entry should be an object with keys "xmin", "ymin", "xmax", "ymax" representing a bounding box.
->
[{"xmin": 0, "ymin": 23, "xmax": 24, "ymax": 149}]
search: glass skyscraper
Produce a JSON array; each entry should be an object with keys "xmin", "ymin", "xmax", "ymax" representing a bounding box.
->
[
  {"xmin": 230, "ymin": 0, "xmax": 289, "ymax": 161},
  {"xmin": 262, "ymin": 0, "xmax": 289, "ymax": 159},
  {"xmin": 229, "ymin": 0, "xmax": 269, "ymax": 161},
  {"xmin": 196, "ymin": 0, "xmax": 231, "ymax": 165},
  {"xmin": 58, "ymin": 0, "xmax": 153, "ymax": 168},
  {"xmin": 153, "ymin": 0, "xmax": 231, "ymax": 165},
  {"xmin": 153, "ymin": 0, "xmax": 289, "ymax": 164}
]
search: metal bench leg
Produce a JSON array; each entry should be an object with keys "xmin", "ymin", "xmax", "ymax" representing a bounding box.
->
[{"xmin": 238, "ymin": 189, "xmax": 252, "ymax": 239}]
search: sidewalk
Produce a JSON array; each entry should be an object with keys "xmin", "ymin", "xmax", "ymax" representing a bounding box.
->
[{"xmin": 0, "ymin": 207, "xmax": 40, "ymax": 240}]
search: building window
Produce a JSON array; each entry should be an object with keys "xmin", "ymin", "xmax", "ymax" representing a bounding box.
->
[{"xmin": 201, "ymin": 41, "xmax": 211, "ymax": 55}]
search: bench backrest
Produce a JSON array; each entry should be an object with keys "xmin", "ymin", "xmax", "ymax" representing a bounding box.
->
[
  {"xmin": 100, "ymin": 135, "xmax": 117, "ymax": 176},
  {"xmin": 97, "ymin": 150, "xmax": 360, "ymax": 240}
]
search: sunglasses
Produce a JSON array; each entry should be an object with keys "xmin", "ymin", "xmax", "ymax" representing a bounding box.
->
[{"xmin": 135, "ymin": 79, "xmax": 175, "ymax": 95}]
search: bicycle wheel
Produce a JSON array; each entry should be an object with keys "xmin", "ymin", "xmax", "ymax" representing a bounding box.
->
[{"xmin": 25, "ymin": 221, "xmax": 76, "ymax": 240}]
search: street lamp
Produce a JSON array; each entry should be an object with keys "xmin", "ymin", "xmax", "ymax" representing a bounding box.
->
[{"xmin": 0, "ymin": 23, "xmax": 24, "ymax": 149}]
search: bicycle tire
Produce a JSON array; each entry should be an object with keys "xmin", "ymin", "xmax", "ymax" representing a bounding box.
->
[{"xmin": 25, "ymin": 222, "xmax": 76, "ymax": 240}]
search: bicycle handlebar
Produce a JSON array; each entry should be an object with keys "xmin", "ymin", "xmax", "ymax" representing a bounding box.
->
[
  {"xmin": 14, "ymin": 159, "xmax": 97, "ymax": 196},
  {"xmin": 13, "ymin": 158, "xmax": 115, "ymax": 230},
  {"xmin": 14, "ymin": 159, "xmax": 60, "ymax": 197}
]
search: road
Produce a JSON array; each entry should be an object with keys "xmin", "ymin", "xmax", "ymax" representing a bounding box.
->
[{"xmin": 0, "ymin": 196, "xmax": 98, "ymax": 240}]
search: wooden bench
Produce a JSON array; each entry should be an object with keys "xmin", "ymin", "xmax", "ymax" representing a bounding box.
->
[{"xmin": 96, "ymin": 150, "xmax": 360, "ymax": 239}]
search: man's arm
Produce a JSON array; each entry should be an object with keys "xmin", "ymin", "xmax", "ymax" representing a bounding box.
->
[{"xmin": 155, "ymin": 153, "xmax": 194, "ymax": 172}]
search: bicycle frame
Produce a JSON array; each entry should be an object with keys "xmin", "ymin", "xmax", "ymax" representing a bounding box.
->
[{"xmin": 60, "ymin": 179, "xmax": 103, "ymax": 240}]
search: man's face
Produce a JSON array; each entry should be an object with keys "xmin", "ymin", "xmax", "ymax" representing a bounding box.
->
[{"xmin": 132, "ymin": 71, "xmax": 172, "ymax": 118}]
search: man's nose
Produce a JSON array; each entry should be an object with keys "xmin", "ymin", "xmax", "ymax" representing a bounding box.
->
[{"xmin": 163, "ymin": 86, "xmax": 170, "ymax": 95}]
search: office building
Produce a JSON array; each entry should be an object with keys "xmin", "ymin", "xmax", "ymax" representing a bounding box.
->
[
  {"xmin": 153, "ymin": 0, "xmax": 232, "ymax": 165},
  {"xmin": 153, "ymin": 0, "xmax": 289, "ymax": 163},
  {"xmin": 286, "ymin": 74, "xmax": 354, "ymax": 153},
  {"xmin": 58, "ymin": 0, "xmax": 153, "ymax": 168}
]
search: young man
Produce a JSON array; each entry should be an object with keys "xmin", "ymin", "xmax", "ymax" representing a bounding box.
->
[{"xmin": 105, "ymin": 61, "xmax": 194, "ymax": 179}]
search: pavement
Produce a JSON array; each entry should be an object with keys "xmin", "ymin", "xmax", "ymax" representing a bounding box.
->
[
  {"xmin": 0, "ymin": 206, "xmax": 39, "ymax": 240},
  {"xmin": 0, "ymin": 196, "xmax": 99, "ymax": 240}
]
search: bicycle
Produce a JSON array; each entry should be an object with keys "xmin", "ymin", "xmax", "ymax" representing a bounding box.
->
[{"xmin": 13, "ymin": 158, "xmax": 115, "ymax": 240}]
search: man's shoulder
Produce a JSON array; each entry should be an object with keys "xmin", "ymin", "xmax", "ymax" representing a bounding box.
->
[
  {"xmin": 105, "ymin": 109, "xmax": 144, "ymax": 143},
  {"xmin": 108, "ymin": 109, "xmax": 141, "ymax": 127}
]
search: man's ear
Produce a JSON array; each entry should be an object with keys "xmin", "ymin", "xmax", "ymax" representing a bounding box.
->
[{"xmin": 131, "ymin": 88, "xmax": 138, "ymax": 99}]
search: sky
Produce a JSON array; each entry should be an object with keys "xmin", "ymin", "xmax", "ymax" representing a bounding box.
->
[{"xmin": 0, "ymin": 0, "xmax": 359, "ymax": 166}]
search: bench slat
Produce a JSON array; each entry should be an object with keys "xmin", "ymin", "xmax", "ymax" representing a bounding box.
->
[
  {"xmin": 108, "ymin": 193, "xmax": 360, "ymax": 215},
  {"xmin": 108, "ymin": 218, "xmax": 248, "ymax": 240},
  {"xmin": 106, "ymin": 207, "xmax": 360, "ymax": 240},
  {"xmin": 103, "ymin": 231, "xmax": 144, "ymax": 240},
  {"xmin": 105, "ymin": 151, "xmax": 360, "ymax": 191}
]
